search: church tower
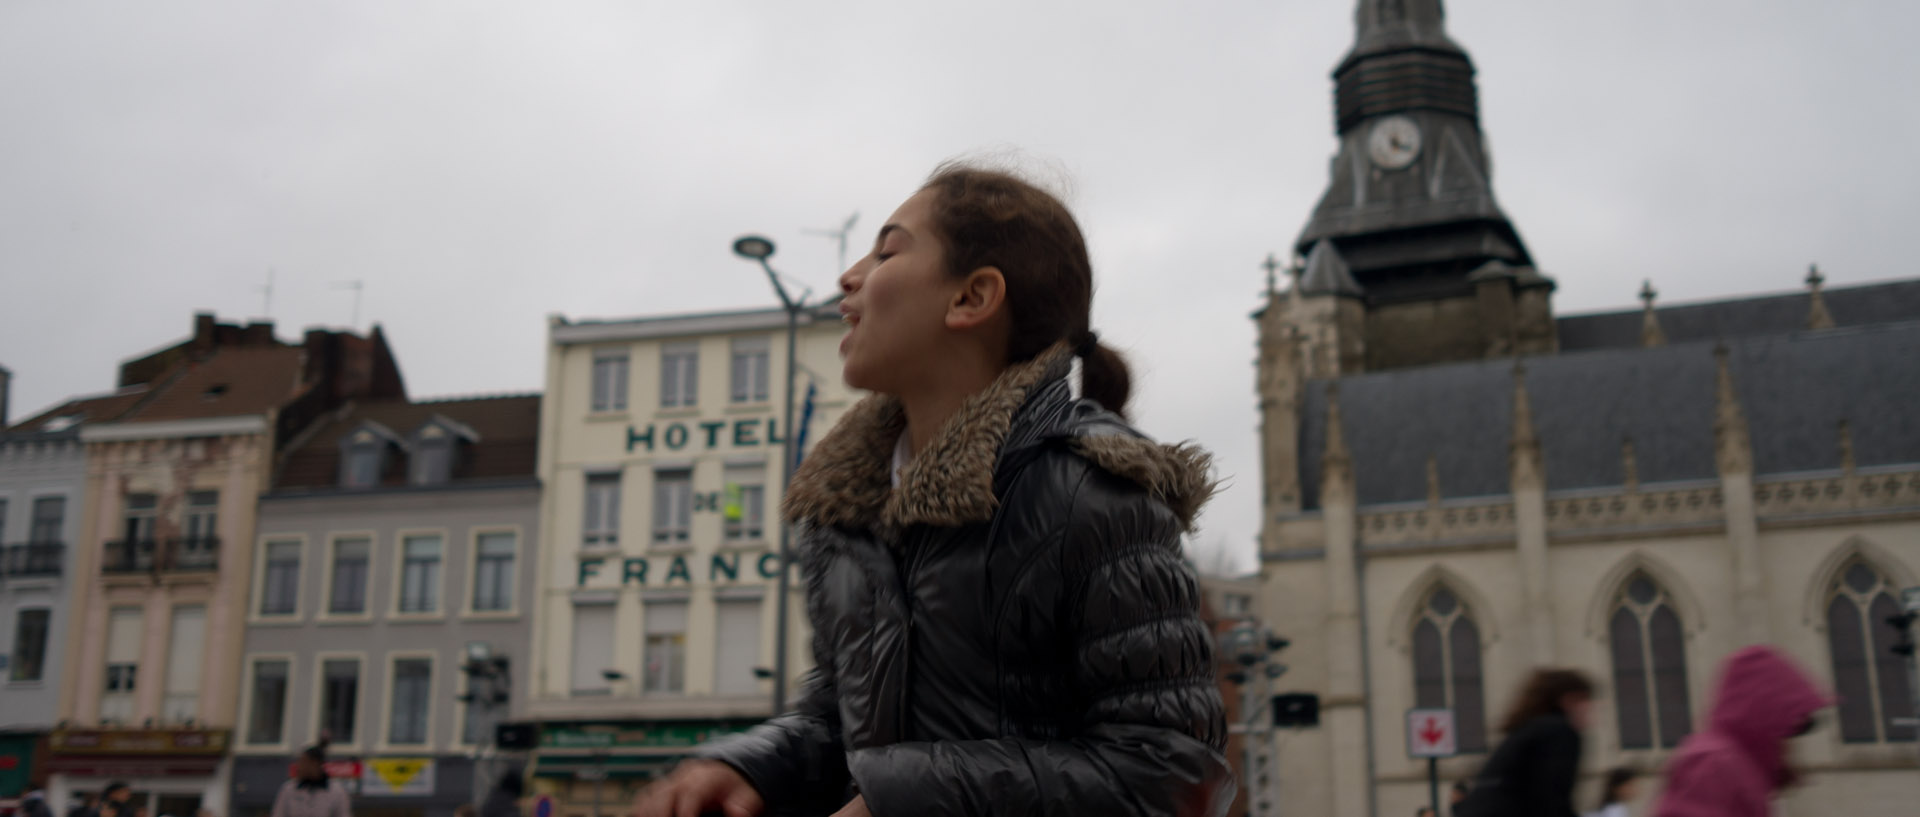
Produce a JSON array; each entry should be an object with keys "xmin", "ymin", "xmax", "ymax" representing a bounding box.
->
[{"xmin": 1289, "ymin": 0, "xmax": 1555, "ymax": 371}]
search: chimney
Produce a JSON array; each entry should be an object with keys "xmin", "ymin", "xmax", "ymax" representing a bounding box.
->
[
  {"xmin": 192, "ymin": 312, "xmax": 218, "ymax": 354},
  {"xmin": 242, "ymin": 321, "xmax": 277, "ymax": 346},
  {"xmin": 0, "ymin": 364, "xmax": 11, "ymax": 429}
]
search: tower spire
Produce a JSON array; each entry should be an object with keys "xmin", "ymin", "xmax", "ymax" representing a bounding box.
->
[
  {"xmin": 1805, "ymin": 264, "xmax": 1835, "ymax": 330},
  {"xmin": 1639, "ymin": 279, "xmax": 1667, "ymax": 347}
]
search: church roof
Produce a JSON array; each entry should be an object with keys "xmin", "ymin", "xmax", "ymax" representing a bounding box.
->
[
  {"xmin": 1557, "ymin": 279, "xmax": 1920, "ymax": 351},
  {"xmin": 1300, "ymin": 240, "xmax": 1364, "ymax": 296},
  {"xmin": 1296, "ymin": 320, "xmax": 1920, "ymax": 509}
]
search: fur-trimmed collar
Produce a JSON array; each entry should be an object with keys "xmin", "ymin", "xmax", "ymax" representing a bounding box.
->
[{"xmin": 783, "ymin": 342, "xmax": 1217, "ymax": 536}]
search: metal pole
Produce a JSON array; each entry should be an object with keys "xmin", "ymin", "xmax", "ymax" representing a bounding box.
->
[
  {"xmin": 1427, "ymin": 758, "xmax": 1439, "ymax": 817},
  {"xmin": 764, "ymin": 261, "xmax": 803, "ymax": 717}
]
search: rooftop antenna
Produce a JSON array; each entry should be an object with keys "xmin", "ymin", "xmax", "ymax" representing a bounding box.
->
[
  {"xmin": 804, "ymin": 212, "xmax": 859, "ymax": 274},
  {"xmin": 258, "ymin": 268, "xmax": 275, "ymax": 319},
  {"xmin": 332, "ymin": 280, "xmax": 364, "ymax": 330}
]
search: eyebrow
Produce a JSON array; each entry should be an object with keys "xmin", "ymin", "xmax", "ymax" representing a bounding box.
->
[{"xmin": 875, "ymin": 223, "xmax": 907, "ymax": 247}]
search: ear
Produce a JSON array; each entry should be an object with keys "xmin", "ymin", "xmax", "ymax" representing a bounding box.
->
[{"xmin": 945, "ymin": 266, "xmax": 1007, "ymax": 330}]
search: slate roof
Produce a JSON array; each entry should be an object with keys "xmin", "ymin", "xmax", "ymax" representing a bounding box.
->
[
  {"xmin": 274, "ymin": 395, "xmax": 541, "ymax": 492},
  {"xmin": 1297, "ymin": 321, "xmax": 1920, "ymax": 509},
  {"xmin": 1557, "ymin": 280, "xmax": 1920, "ymax": 352}
]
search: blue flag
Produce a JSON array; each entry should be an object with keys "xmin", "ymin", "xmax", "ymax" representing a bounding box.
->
[{"xmin": 793, "ymin": 381, "xmax": 819, "ymax": 470}]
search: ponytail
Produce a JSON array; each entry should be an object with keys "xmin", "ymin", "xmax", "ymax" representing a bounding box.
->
[{"xmin": 1076, "ymin": 334, "xmax": 1132, "ymax": 417}]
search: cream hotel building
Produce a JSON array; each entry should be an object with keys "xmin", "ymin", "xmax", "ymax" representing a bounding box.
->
[{"xmin": 526, "ymin": 302, "xmax": 852, "ymax": 814}]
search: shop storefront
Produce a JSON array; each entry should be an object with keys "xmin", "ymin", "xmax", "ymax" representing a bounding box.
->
[
  {"xmin": 528, "ymin": 722, "xmax": 755, "ymax": 817},
  {"xmin": 43, "ymin": 730, "xmax": 230, "ymax": 817},
  {"xmin": 230, "ymin": 756, "xmax": 478, "ymax": 817}
]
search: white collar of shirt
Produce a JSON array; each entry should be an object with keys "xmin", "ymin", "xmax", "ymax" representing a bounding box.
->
[{"xmin": 891, "ymin": 432, "xmax": 912, "ymax": 488}]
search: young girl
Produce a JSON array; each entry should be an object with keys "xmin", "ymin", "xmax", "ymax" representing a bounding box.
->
[
  {"xmin": 1454, "ymin": 669, "xmax": 1595, "ymax": 817},
  {"xmin": 634, "ymin": 164, "xmax": 1233, "ymax": 816}
]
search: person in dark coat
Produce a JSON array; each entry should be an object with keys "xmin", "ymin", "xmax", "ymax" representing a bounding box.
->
[
  {"xmin": 478, "ymin": 769, "xmax": 525, "ymax": 817},
  {"xmin": 634, "ymin": 163, "xmax": 1234, "ymax": 817},
  {"xmin": 1454, "ymin": 669, "xmax": 1595, "ymax": 817}
]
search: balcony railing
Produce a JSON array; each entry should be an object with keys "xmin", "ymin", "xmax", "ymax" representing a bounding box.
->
[
  {"xmin": 102, "ymin": 538, "xmax": 219, "ymax": 574},
  {"xmin": 1, "ymin": 542, "xmax": 64, "ymax": 577}
]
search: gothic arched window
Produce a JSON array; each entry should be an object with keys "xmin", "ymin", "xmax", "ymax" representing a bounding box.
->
[
  {"xmin": 1411, "ymin": 585, "xmax": 1487, "ymax": 752},
  {"xmin": 1826, "ymin": 560, "xmax": 1917, "ymax": 743},
  {"xmin": 1609, "ymin": 571, "xmax": 1693, "ymax": 749}
]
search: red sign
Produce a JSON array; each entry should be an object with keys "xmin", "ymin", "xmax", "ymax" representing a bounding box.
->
[
  {"xmin": 1406, "ymin": 708, "xmax": 1458, "ymax": 758},
  {"xmin": 0, "ymin": 758, "xmax": 17, "ymax": 771},
  {"xmin": 288, "ymin": 760, "xmax": 363, "ymax": 779}
]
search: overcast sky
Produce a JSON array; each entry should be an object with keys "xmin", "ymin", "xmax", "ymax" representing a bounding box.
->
[{"xmin": 3, "ymin": 1, "xmax": 1915, "ymax": 572}]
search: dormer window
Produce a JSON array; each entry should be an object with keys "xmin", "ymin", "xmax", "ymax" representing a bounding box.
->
[
  {"xmin": 412, "ymin": 426, "xmax": 453, "ymax": 486},
  {"xmin": 408, "ymin": 416, "xmax": 479, "ymax": 487},
  {"xmin": 337, "ymin": 424, "xmax": 402, "ymax": 490}
]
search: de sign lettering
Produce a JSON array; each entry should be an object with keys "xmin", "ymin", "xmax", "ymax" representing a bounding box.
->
[
  {"xmin": 577, "ymin": 552, "xmax": 782, "ymax": 587},
  {"xmin": 628, "ymin": 418, "xmax": 782, "ymax": 453}
]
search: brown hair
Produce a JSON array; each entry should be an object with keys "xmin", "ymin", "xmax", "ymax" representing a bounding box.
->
[
  {"xmin": 919, "ymin": 162, "xmax": 1132, "ymax": 416},
  {"xmin": 1498, "ymin": 668, "xmax": 1596, "ymax": 733}
]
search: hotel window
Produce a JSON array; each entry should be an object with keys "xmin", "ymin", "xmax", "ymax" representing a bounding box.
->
[
  {"xmin": 714, "ymin": 598, "xmax": 764, "ymax": 696},
  {"xmin": 163, "ymin": 605, "xmax": 205, "ymax": 721},
  {"xmin": 180, "ymin": 491, "xmax": 218, "ymax": 569},
  {"xmin": 660, "ymin": 342, "xmax": 699, "ymax": 408},
  {"xmin": 643, "ymin": 601, "xmax": 688, "ymax": 694},
  {"xmin": 730, "ymin": 337, "xmax": 771, "ymax": 403},
  {"xmin": 723, "ymin": 466, "xmax": 765, "ymax": 542},
  {"xmin": 398, "ymin": 535, "xmax": 443, "ymax": 614},
  {"xmin": 259, "ymin": 540, "xmax": 302, "ymax": 616},
  {"xmin": 571, "ymin": 603, "xmax": 615, "ymax": 695},
  {"xmin": 652, "ymin": 470, "xmax": 692, "ymax": 546},
  {"xmin": 592, "ymin": 351, "xmax": 630, "ymax": 412},
  {"xmin": 245, "ymin": 659, "xmax": 291, "ymax": 745},
  {"xmin": 329, "ymin": 537, "xmax": 371, "ymax": 615},
  {"xmin": 583, "ymin": 474, "xmax": 621, "ymax": 549}
]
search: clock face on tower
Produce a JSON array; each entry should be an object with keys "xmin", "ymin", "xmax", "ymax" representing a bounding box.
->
[{"xmin": 1367, "ymin": 115, "xmax": 1422, "ymax": 170}]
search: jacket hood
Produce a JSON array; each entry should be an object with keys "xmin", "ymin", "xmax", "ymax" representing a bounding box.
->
[
  {"xmin": 1706, "ymin": 646, "xmax": 1830, "ymax": 786},
  {"xmin": 783, "ymin": 342, "xmax": 1217, "ymax": 536}
]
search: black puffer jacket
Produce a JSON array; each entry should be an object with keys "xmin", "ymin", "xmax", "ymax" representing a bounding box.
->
[
  {"xmin": 1453, "ymin": 713, "xmax": 1582, "ymax": 817},
  {"xmin": 695, "ymin": 345, "xmax": 1234, "ymax": 817}
]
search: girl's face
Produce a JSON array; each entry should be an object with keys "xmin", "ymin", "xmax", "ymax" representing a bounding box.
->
[
  {"xmin": 837, "ymin": 189, "xmax": 964, "ymax": 394},
  {"xmin": 1562, "ymin": 692, "xmax": 1595, "ymax": 731}
]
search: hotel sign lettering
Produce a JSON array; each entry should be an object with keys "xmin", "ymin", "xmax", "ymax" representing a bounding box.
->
[
  {"xmin": 577, "ymin": 551, "xmax": 781, "ymax": 587},
  {"xmin": 628, "ymin": 418, "xmax": 782, "ymax": 453}
]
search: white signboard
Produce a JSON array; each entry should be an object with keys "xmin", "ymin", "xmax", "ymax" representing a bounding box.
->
[{"xmin": 1407, "ymin": 708, "xmax": 1457, "ymax": 758}]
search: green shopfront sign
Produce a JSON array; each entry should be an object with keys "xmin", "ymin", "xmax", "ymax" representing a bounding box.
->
[{"xmin": 540, "ymin": 722, "xmax": 751, "ymax": 751}]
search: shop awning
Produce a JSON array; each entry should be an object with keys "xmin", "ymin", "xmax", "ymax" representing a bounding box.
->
[
  {"xmin": 530, "ymin": 754, "xmax": 679, "ymax": 780},
  {"xmin": 44, "ymin": 757, "xmax": 221, "ymax": 778}
]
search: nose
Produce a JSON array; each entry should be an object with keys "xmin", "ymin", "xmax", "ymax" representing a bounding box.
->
[{"xmin": 838, "ymin": 260, "xmax": 863, "ymax": 295}]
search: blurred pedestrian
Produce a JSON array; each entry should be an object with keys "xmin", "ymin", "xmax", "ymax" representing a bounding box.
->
[
  {"xmin": 20, "ymin": 788, "xmax": 53, "ymax": 817},
  {"xmin": 1418, "ymin": 808, "xmax": 1436, "ymax": 817},
  {"xmin": 1652, "ymin": 646, "xmax": 1829, "ymax": 817},
  {"xmin": 95, "ymin": 784, "xmax": 132, "ymax": 817},
  {"xmin": 478, "ymin": 769, "xmax": 524, "ymax": 817},
  {"xmin": 634, "ymin": 163, "xmax": 1233, "ymax": 817},
  {"xmin": 270, "ymin": 740, "xmax": 350, "ymax": 817},
  {"xmin": 1449, "ymin": 780, "xmax": 1470, "ymax": 815},
  {"xmin": 1453, "ymin": 668, "xmax": 1595, "ymax": 817},
  {"xmin": 63, "ymin": 794, "xmax": 96, "ymax": 817},
  {"xmin": 1586, "ymin": 767, "xmax": 1637, "ymax": 817}
]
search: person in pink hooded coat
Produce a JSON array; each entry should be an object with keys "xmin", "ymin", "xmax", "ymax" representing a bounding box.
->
[{"xmin": 1652, "ymin": 646, "xmax": 1831, "ymax": 817}]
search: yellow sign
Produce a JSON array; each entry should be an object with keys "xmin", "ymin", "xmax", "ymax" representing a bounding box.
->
[{"xmin": 363, "ymin": 758, "xmax": 435, "ymax": 796}]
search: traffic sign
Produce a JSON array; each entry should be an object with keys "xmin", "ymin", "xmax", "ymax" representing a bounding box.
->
[
  {"xmin": 534, "ymin": 795, "xmax": 553, "ymax": 817},
  {"xmin": 1407, "ymin": 708, "xmax": 1457, "ymax": 758}
]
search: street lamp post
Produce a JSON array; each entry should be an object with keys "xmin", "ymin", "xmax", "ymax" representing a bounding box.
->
[{"xmin": 733, "ymin": 235, "xmax": 807, "ymax": 716}]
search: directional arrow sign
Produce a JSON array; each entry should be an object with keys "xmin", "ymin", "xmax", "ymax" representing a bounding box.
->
[{"xmin": 1407, "ymin": 708, "xmax": 1458, "ymax": 758}]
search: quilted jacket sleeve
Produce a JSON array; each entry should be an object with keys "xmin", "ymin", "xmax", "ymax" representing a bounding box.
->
[
  {"xmin": 846, "ymin": 468, "xmax": 1235, "ymax": 817},
  {"xmin": 692, "ymin": 615, "xmax": 851, "ymax": 813}
]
